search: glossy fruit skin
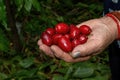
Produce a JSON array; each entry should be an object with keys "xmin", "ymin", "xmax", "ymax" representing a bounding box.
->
[
  {"xmin": 45, "ymin": 28, "xmax": 55, "ymax": 36},
  {"xmin": 41, "ymin": 32, "xmax": 52, "ymax": 46},
  {"xmin": 55, "ymin": 22, "xmax": 69, "ymax": 34},
  {"xmin": 72, "ymin": 39, "xmax": 81, "ymax": 48},
  {"xmin": 41, "ymin": 23, "xmax": 92, "ymax": 52},
  {"xmin": 64, "ymin": 34, "xmax": 70, "ymax": 40},
  {"xmin": 58, "ymin": 36, "xmax": 72, "ymax": 52},
  {"xmin": 70, "ymin": 24, "xmax": 80, "ymax": 39},
  {"xmin": 79, "ymin": 25, "xmax": 92, "ymax": 35},
  {"xmin": 52, "ymin": 34, "xmax": 62, "ymax": 45},
  {"xmin": 78, "ymin": 34, "xmax": 88, "ymax": 44}
]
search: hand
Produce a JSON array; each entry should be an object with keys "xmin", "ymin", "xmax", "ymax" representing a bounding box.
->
[
  {"xmin": 37, "ymin": 16, "xmax": 117, "ymax": 62},
  {"xmin": 38, "ymin": 39, "xmax": 91, "ymax": 62}
]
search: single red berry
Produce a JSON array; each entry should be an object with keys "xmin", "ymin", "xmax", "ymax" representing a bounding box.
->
[
  {"xmin": 58, "ymin": 36, "xmax": 73, "ymax": 52},
  {"xmin": 78, "ymin": 34, "xmax": 88, "ymax": 44},
  {"xmin": 41, "ymin": 32, "xmax": 53, "ymax": 46},
  {"xmin": 70, "ymin": 24, "xmax": 80, "ymax": 39},
  {"xmin": 72, "ymin": 39, "xmax": 81, "ymax": 48},
  {"xmin": 52, "ymin": 34, "xmax": 62, "ymax": 45},
  {"xmin": 45, "ymin": 28, "xmax": 55, "ymax": 36},
  {"xmin": 55, "ymin": 22, "xmax": 69, "ymax": 34},
  {"xmin": 79, "ymin": 25, "xmax": 92, "ymax": 35}
]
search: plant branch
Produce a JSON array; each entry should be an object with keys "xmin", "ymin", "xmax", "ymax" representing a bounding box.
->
[{"xmin": 4, "ymin": 0, "xmax": 22, "ymax": 52}]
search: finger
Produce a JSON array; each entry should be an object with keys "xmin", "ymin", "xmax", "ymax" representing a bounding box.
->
[
  {"xmin": 39, "ymin": 44, "xmax": 54, "ymax": 57},
  {"xmin": 51, "ymin": 45, "xmax": 91, "ymax": 62},
  {"xmin": 71, "ymin": 38, "xmax": 101, "ymax": 58},
  {"xmin": 76, "ymin": 19, "xmax": 98, "ymax": 28},
  {"xmin": 37, "ymin": 39, "xmax": 43, "ymax": 46}
]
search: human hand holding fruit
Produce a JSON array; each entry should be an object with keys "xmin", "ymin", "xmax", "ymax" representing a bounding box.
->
[
  {"xmin": 41, "ymin": 23, "xmax": 91, "ymax": 52},
  {"xmin": 38, "ymin": 23, "xmax": 91, "ymax": 62},
  {"xmin": 38, "ymin": 16, "xmax": 118, "ymax": 62}
]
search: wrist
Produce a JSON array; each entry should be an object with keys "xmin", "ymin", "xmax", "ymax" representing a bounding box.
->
[
  {"xmin": 106, "ymin": 11, "xmax": 120, "ymax": 40},
  {"xmin": 99, "ymin": 15, "xmax": 118, "ymax": 41}
]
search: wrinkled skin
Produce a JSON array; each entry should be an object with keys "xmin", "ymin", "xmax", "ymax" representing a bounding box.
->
[{"xmin": 37, "ymin": 16, "xmax": 118, "ymax": 63}]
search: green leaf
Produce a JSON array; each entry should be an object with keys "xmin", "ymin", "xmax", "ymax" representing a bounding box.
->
[
  {"xmin": 50, "ymin": 65, "xmax": 57, "ymax": 73},
  {"xmin": 19, "ymin": 57, "xmax": 34, "ymax": 68},
  {"xmin": 82, "ymin": 75, "xmax": 110, "ymax": 80},
  {"xmin": 38, "ymin": 61, "xmax": 54, "ymax": 70},
  {"xmin": 0, "ymin": 72, "xmax": 8, "ymax": 80},
  {"xmin": 37, "ymin": 72, "xmax": 49, "ymax": 80},
  {"xmin": 24, "ymin": 0, "xmax": 33, "ymax": 12},
  {"xmin": 13, "ymin": 69, "xmax": 37, "ymax": 77},
  {"xmin": 0, "ymin": 1, "xmax": 6, "ymax": 20},
  {"xmin": 32, "ymin": 0, "xmax": 41, "ymax": 11},
  {"xmin": 0, "ymin": 0, "xmax": 7, "ymax": 29},
  {"xmin": 95, "ymin": 63, "xmax": 111, "ymax": 76},
  {"xmin": 56, "ymin": 68, "xmax": 68, "ymax": 74},
  {"xmin": 64, "ymin": 67, "xmax": 73, "ymax": 79},
  {"xmin": 73, "ymin": 67, "xmax": 94, "ymax": 78},
  {"xmin": 14, "ymin": 0, "xmax": 24, "ymax": 12},
  {"xmin": 52, "ymin": 74, "xmax": 65, "ymax": 80}
]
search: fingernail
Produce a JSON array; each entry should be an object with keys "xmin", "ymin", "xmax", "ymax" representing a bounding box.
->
[{"xmin": 70, "ymin": 52, "xmax": 81, "ymax": 58}]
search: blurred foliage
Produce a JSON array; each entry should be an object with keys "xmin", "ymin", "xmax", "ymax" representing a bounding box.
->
[{"xmin": 0, "ymin": 0, "xmax": 111, "ymax": 80}]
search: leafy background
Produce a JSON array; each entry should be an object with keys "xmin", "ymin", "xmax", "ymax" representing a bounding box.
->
[{"xmin": 0, "ymin": 0, "xmax": 111, "ymax": 80}]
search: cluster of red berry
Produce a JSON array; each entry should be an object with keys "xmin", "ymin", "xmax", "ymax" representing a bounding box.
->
[{"xmin": 41, "ymin": 22, "xmax": 92, "ymax": 52}]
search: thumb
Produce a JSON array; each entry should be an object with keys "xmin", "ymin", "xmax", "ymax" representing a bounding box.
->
[{"xmin": 71, "ymin": 39, "xmax": 101, "ymax": 58}]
